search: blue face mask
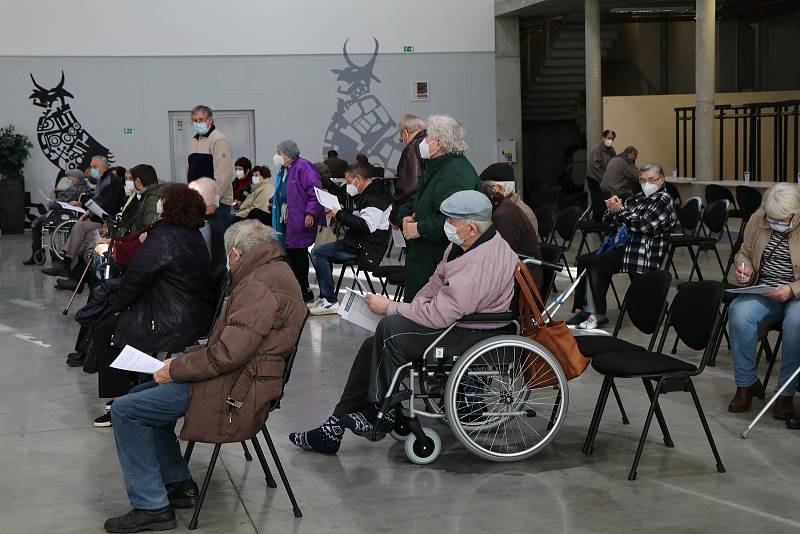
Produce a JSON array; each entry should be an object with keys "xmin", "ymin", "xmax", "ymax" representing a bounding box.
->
[
  {"xmin": 193, "ymin": 122, "xmax": 210, "ymax": 135},
  {"xmin": 90, "ymin": 168, "xmax": 101, "ymax": 179},
  {"xmin": 767, "ymin": 218, "xmax": 792, "ymax": 233}
]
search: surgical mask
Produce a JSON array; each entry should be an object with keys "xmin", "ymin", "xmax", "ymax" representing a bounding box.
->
[
  {"xmin": 419, "ymin": 138, "xmax": 431, "ymax": 159},
  {"xmin": 156, "ymin": 199, "xmax": 163, "ymax": 215},
  {"xmin": 251, "ymin": 175, "xmax": 261, "ymax": 186},
  {"xmin": 273, "ymin": 153, "xmax": 285, "ymax": 168},
  {"xmin": 90, "ymin": 168, "xmax": 101, "ymax": 179},
  {"xmin": 641, "ymin": 182, "xmax": 659, "ymax": 198},
  {"xmin": 768, "ymin": 218, "xmax": 792, "ymax": 233},
  {"xmin": 603, "ymin": 138, "xmax": 614, "ymax": 148},
  {"xmin": 193, "ymin": 122, "xmax": 210, "ymax": 135},
  {"xmin": 124, "ymin": 181, "xmax": 135, "ymax": 195},
  {"xmin": 235, "ymin": 169, "xmax": 245, "ymax": 179},
  {"xmin": 443, "ymin": 221, "xmax": 464, "ymax": 246},
  {"xmin": 346, "ymin": 183, "xmax": 359, "ymax": 196}
]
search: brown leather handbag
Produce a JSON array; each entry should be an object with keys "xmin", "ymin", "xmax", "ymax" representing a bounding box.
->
[{"xmin": 514, "ymin": 261, "xmax": 589, "ymax": 387}]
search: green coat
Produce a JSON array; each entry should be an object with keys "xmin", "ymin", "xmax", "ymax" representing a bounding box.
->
[
  {"xmin": 396, "ymin": 154, "xmax": 483, "ymax": 302},
  {"xmin": 119, "ymin": 184, "xmax": 165, "ymax": 235}
]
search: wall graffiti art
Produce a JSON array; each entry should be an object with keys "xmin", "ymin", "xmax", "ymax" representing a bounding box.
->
[
  {"xmin": 30, "ymin": 71, "xmax": 114, "ymax": 187},
  {"xmin": 323, "ymin": 38, "xmax": 404, "ymax": 173}
]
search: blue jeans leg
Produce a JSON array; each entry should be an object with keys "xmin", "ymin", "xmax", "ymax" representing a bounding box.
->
[
  {"xmin": 111, "ymin": 381, "xmax": 192, "ymax": 510},
  {"xmin": 777, "ymin": 299, "xmax": 800, "ymax": 395},
  {"xmin": 216, "ymin": 203, "xmax": 233, "ymax": 230},
  {"xmin": 310, "ymin": 241, "xmax": 357, "ymax": 303},
  {"xmin": 729, "ymin": 295, "xmax": 783, "ymax": 389}
]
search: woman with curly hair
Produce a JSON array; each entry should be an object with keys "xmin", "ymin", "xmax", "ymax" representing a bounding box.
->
[{"xmin": 88, "ymin": 184, "xmax": 217, "ymax": 427}]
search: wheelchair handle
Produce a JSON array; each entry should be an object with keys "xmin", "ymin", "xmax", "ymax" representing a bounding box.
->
[{"xmin": 518, "ymin": 255, "xmax": 563, "ymax": 272}]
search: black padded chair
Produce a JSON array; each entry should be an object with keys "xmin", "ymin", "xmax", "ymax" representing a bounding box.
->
[
  {"xmin": 550, "ymin": 207, "xmax": 582, "ymax": 281},
  {"xmin": 183, "ymin": 313, "xmax": 309, "ymax": 530},
  {"xmin": 666, "ymin": 199, "xmax": 727, "ymax": 281},
  {"xmin": 584, "ymin": 281, "xmax": 725, "ymax": 481},
  {"xmin": 664, "ymin": 182, "xmax": 682, "ymax": 210},
  {"xmin": 373, "ymin": 264, "xmax": 406, "ymax": 301},
  {"xmin": 534, "ymin": 204, "xmax": 557, "ymax": 244},
  {"xmin": 575, "ymin": 186, "xmax": 608, "ymax": 258},
  {"xmin": 705, "ymin": 184, "xmax": 739, "ymax": 245},
  {"xmin": 538, "ymin": 243, "xmax": 562, "ymax": 304}
]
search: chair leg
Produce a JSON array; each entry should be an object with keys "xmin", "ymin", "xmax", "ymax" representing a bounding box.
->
[
  {"xmin": 249, "ymin": 436, "xmax": 277, "ymax": 488},
  {"xmin": 687, "ymin": 246, "xmax": 704, "ymax": 281},
  {"xmin": 333, "ymin": 264, "xmax": 347, "ymax": 298},
  {"xmin": 560, "ymin": 251, "xmax": 574, "ymax": 282},
  {"xmin": 240, "ymin": 442, "xmax": 253, "ymax": 461},
  {"xmin": 709, "ymin": 304, "xmax": 730, "ymax": 367},
  {"xmin": 184, "ymin": 441, "xmax": 195, "ymax": 462},
  {"xmin": 575, "ymin": 233, "xmax": 588, "ymax": 259},
  {"xmin": 724, "ymin": 222, "xmax": 734, "ymax": 247},
  {"xmin": 628, "ymin": 378, "xmax": 663, "ymax": 481},
  {"xmin": 642, "ymin": 378, "xmax": 674, "ymax": 448},
  {"xmin": 188, "ymin": 443, "xmax": 221, "ymax": 530},
  {"xmin": 713, "ymin": 245, "xmax": 725, "ymax": 277},
  {"xmin": 262, "ymin": 426, "xmax": 303, "ymax": 518},
  {"xmin": 762, "ymin": 332, "xmax": 783, "ymax": 392},
  {"xmin": 688, "ymin": 380, "xmax": 726, "ymax": 473},
  {"xmin": 610, "ymin": 380, "xmax": 630, "ymax": 425},
  {"xmin": 583, "ymin": 376, "xmax": 612, "ymax": 455},
  {"xmin": 364, "ymin": 272, "xmax": 376, "ymax": 293},
  {"xmin": 610, "ymin": 278, "xmax": 622, "ymax": 310},
  {"xmin": 670, "ymin": 257, "xmax": 679, "ymax": 279},
  {"xmin": 671, "ymin": 334, "xmax": 680, "ymax": 355}
]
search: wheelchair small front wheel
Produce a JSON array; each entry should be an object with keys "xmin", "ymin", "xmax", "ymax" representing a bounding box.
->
[
  {"xmin": 404, "ymin": 427, "xmax": 441, "ymax": 465},
  {"xmin": 33, "ymin": 249, "xmax": 47, "ymax": 265},
  {"xmin": 390, "ymin": 409, "xmax": 412, "ymax": 442}
]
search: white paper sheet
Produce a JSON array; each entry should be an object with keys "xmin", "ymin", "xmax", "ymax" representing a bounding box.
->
[
  {"xmin": 85, "ymin": 199, "xmax": 107, "ymax": 218},
  {"xmin": 725, "ymin": 284, "xmax": 775, "ymax": 295},
  {"xmin": 57, "ymin": 201, "xmax": 86, "ymax": 214},
  {"xmin": 391, "ymin": 227, "xmax": 406, "ymax": 249},
  {"xmin": 314, "ymin": 187, "xmax": 341, "ymax": 211},
  {"xmin": 110, "ymin": 345, "xmax": 165, "ymax": 374},
  {"xmin": 338, "ymin": 288, "xmax": 381, "ymax": 332}
]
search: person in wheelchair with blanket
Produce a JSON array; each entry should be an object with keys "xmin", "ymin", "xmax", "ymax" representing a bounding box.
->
[{"xmin": 290, "ymin": 190, "xmax": 519, "ymax": 455}]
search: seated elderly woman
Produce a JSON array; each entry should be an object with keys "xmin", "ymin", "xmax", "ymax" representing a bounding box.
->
[
  {"xmin": 103, "ymin": 221, "xmax": 307, "ymax": 533},
  {"xmin": 87, "ymin": 184, "xmax": 216, "ymax": 427},
  {"xmin": 289, "ymin": 190, "xmax": 519, "ymax": 455},
  {"xmin": 728, "ymin": 183, "xmax": 800, "ymax": 424},
  {"xmin": 234, "ymin": 165, "xmax": 274, "ymax": 226},
  {"xmin": 568, "ymin": 163, "xmax": 677, "ymax": 329}
]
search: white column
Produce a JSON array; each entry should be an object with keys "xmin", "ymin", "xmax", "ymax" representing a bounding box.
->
[
  {"xmin": 695, "ymin": 0, "xmax": 716, "ymax": 179},
  {"xmin": 495, "ymin": 16, "xmax": 524, "ymax": 193},
  {"xmin": 585, "ymin": 0, "xmax": 602, "ymax": 150}
]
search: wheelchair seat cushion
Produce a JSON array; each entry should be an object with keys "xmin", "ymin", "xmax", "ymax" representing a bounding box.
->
[
  {"xmin": 575, "ymin": 335, "xmax": 646, "ymax": 357},
  {"xmin": 591, "ymin": 351, "xmax": 697, "ymax": 377}
]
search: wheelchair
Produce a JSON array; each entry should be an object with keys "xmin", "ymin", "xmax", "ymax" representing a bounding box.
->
[
  {"xmin": 33, "ymin": 209, "xmax": 79, "ymax": 265},
  {"xmin": 377, "ymin": 259, "xmax": 570, "ymax": 464}
]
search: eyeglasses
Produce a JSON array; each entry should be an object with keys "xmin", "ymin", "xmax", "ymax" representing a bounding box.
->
[{"xmin": 638, "ymin": 175, "xmax": 662, "ymax": 184}]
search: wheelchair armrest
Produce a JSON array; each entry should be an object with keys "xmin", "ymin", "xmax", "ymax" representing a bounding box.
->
[{"xmin": 459, "ymin": 312, "xmax": 516, "ymax": 323}]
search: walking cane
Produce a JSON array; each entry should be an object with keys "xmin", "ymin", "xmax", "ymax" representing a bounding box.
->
[
  {"xmin": 62, "ymin": 260, "xmax": 92, "ymax": 316},
  {"xmin": 739, "ymin": 363, "xmax": 800, "ymax": 439}
]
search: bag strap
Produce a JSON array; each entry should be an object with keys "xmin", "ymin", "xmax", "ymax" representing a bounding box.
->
[{"xmin": 514, "ymin": 261, "xmax": 546, "ymax": 327}]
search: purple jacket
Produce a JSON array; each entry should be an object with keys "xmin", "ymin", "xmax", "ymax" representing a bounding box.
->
[{"xmin": 284, "ymin": 157, "xmax": 324, "ymax": 248}]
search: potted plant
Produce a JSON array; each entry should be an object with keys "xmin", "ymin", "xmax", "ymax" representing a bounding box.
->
[{"xmin": 0, "ymin": 125, "xmax": 34, "ymax": 234}]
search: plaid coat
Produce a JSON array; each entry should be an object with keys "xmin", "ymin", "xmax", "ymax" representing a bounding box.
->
[{"xmin": 603, "ymin": 189, "xmax": 676, "ymax": 274}]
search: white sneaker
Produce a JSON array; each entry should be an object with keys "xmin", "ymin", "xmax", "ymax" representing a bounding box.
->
[
  {"xmin": 310, "ymin": 300, "xmax": 339, "ymax": 316},
  {"xmin": 306, "ymin": 298, "xmax": 321, "ymax": 310},
  {"xmin": 576, "ymin": 315, "xmax": 609, "ymax": 330}
]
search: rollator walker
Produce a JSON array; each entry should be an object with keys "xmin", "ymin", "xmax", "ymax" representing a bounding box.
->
[{"xmin": 374, "ymin": 258, "xmax": 572, "ymax": 464}]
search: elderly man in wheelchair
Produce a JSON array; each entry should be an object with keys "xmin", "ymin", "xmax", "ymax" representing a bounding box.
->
[{"xmin": 290, "ymin": 190, "xmax": 569, "ymax": 463}]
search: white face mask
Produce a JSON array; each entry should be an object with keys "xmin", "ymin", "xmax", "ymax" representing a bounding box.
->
[
  {"xmin": 346, "ymin": 183, "xmax": 359, "ymax": 196},
  {"xmin": 124, "ymin": 181, "xmax": 135, "ymax": 195},
  {"xmin": 273, "ymin": 153, "xmax": 285, "ymax": 168},
  {"xmin": 641, "ymin": 182, "xmax": 660, "ymax": 198},
  {"xmin": 443, "ymin": 221, "xmax": 464, "ymax": 246},
  {"xmin": 419, "ymin": 138, "xmax": 432, "ymax": 159},
  {"xmin": 156, "ymin": 199, "xmax": 163, "ymax": 215},
  {"xmin": 767, "ymin": 218, "xmax": 793, "ymax": 233},
  {"xmin": 235, "ymin": 169, "xmax": 245, "ymax": 179},
  {"xmin": 603, "ymin": 138, "xmax": 614, "ymax": 148},
  {"xmin": 251, "ymin": 175, "xmax": 261, "ymax": 186}
]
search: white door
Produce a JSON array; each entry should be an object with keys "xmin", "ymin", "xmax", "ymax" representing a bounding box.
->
[{"xmin": 169, "ymin": 110, "xmax": 256, "ymax": 182}]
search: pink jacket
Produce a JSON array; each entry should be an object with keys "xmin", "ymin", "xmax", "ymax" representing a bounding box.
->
[{"xmin": 387, "ymin": 231, "xmax": 518, "ymax": 329}]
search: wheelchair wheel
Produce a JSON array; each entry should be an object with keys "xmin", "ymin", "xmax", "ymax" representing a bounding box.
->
[
  {"xmin": 404, "ymin": 427, "xmax": 441, "ymax": 465},
  {"xmin": 50, "ymin": 220, "xmax": 76, "ymax": 261},
  {"xmin": 390, "ymin": 408, "xmax": 412, "ymax": 442},
  {"xmin": 33, "ymin": 248, "xmax": 47, "ymax": 265},
  {"xmin": 444, "ymin": 335, "xmax": 568, "ymax": 463}
]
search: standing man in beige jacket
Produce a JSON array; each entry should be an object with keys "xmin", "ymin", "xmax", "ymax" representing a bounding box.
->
[{"xmin": 186, "ymin": 105, "xmax": 234, "ymax": 228}]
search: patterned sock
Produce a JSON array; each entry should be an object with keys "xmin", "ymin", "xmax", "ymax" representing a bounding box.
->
[
  {"xmin": 289, "ymin": 415, "xmax": 343, "ymax": 455},
  {"xmin": 340, "ymin": 404, "xmax": 397, "ymax": 435}
]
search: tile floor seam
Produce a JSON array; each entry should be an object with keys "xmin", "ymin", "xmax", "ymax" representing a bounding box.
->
[{"xmin": 219, "ymin": 454, "xmax": 261, "ymax": 534}]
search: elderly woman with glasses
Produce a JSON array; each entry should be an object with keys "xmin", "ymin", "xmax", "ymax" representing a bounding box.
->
[{"xmin": 728, "ymin": 183, "xmax": 800, "ymax": 424}]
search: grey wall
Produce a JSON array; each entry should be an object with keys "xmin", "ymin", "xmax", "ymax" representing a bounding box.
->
[{"xmin": 3, "ymin": 52, "xmax": 497, "ymax": 196}]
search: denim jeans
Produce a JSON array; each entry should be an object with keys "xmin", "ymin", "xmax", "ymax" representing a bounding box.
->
[
  {"xmin": 216, "ymin": 203, "xmax": 234, "ymax": 230},
  {"xmin": 729, "ymin": 295, "xmax": 800, "ymax": 395},
  {"xmin": 111, "ymin": 381, "xmax": 192, "ymax": 510},
  {"xmin": 310, "ymin": 241, "xmax": 358, "ymax": 303}
]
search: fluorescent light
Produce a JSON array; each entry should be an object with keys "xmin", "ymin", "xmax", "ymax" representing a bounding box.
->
[{"xmin": 609, "ymin": 6, "xmax": 695, "ymax": 15}]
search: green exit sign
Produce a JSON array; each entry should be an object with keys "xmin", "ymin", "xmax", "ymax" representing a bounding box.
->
[
  {"xmin": 403, "ymin": 45, "xmax": 415, "ymax": 53},
  {"xmin": 123, "ymin": 128, "xmax": 135, "ymax": 135}
]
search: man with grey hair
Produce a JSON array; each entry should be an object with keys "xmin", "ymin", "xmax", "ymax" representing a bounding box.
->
[
  {"xmin": 103, "ymin": 219, "xmax": 306, "ymax": 533},
  {"xmin": 186, "ymin": 104, "xmax": 234, "ymax": 228},
  {"xmin": 396, "ymin": 114, "xmax": 483, "ymax": 301},
  {"xmin": 601, "ymin": 145, "xmax": 639, "ymax": 198},
  {"xmin": 290, "ymin": 190, "xmax": 519, "ymax": 455},
  {"xmin": 189, "ymin": 177, "xmax": 226, "ymax": 275},
  {"xmin": 390, "ymin": 113, "xmax": 427, "ymax": 223}
]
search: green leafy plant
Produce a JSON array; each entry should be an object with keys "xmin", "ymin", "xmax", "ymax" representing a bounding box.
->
[{"xmin": 0, "ymin": 125, "xmax": 34, "ymax": 181}]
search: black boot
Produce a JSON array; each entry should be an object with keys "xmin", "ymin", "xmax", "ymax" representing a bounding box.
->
[
  {"xmin": 103, "ymin": 507, "xmax": 176, "ymax": 533},
  {"xmin": 42, "ymin": 258, "xmax": 70, "ymax": 277},
  {"xmin": 22, "ymin": 254, "xmax": 36, "ymax": 266},
  {"xmin": 66, "ymin": 352, "xmax": 85, "ymax": 367},
  {"xmin": 55, "ymin": 278, "xmax": 81, "ymax": 292},
  {"xmin": 165, "ymin": 479, "xmax": 199, "ymax": 509}
]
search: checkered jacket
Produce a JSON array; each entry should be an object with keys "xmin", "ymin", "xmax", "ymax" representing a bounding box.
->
[{"xmin": 603, "ymin": 189, "xmax": 677, "ymax": 274}]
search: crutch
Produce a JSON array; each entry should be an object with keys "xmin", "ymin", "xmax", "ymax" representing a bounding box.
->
[
  {"xmin": 62, "ymin": 259, "xmax": 92, "ymax": 315},
  {"xmin": 739, "ymin": 363, "xmax": 800, "ymax": 438}
]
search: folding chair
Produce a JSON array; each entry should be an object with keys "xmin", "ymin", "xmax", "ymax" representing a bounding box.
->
[
  {"xmin": 534, "ymin": 204, "xmax": 557, "ymax": 245},
  {"xmin": 705, "ymin": 184, "xmax": 736, "ymax": 246},
  {"xmin": 550, "ymin": 206, "xmax": 582, "ymax": 281},
  {"xmin": 666, "ymin": 199, "xmax": 727, "ymax": 281},
  {"xmin": 664, "ymin": 197, "xmax": 703, "ymax": 278}
]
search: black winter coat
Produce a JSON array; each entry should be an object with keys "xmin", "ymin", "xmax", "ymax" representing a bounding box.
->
[
  {"xmin": 335, "ymin": 180, "xmax": 391, "ymax": 268},
  {"xmin": 111, "ymin": 223, "xmax": 215, "ymax": 353}
]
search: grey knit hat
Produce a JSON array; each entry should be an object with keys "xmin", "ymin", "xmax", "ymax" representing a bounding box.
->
[
  {"xmin": 64, "ymin": 169, "xmax": 84, "ymax": 179},
  {"xmin": 277, "ymin": 139, "xmax": 300, "ymax": 159}
]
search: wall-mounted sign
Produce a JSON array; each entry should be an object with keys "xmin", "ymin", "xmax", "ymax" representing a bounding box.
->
[
  {"xmin": 412, "ymin": 81, "xmax": 429, "ymax": 101},
  {"xmin": 123, "ymin": 128, "xmax": 135, "ymax": 135},
  {"xmin": 403, "ymin": 45, "xmax": 415, "ymax": 53},
  {"xmin": 497, "ymin": 139, "xmax": 516, "ymax": 163}
]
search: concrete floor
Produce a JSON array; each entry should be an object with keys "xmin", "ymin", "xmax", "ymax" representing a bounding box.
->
[{"xmin": 1, "ymin": 232, "xmax": 799, "ymax": 534}]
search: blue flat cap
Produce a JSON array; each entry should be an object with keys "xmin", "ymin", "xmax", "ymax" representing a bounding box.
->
[{"xmin": 440, "ymin": 190, "xmax": 493, "ymax": 221}]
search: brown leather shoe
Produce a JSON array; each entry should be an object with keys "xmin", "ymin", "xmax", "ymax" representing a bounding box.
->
[
  {"xmin": 728, "ymin": 380, "xmax": 764, "ymax": 413},
  {"xmin": 772, "ymin": 395, "xmax": 795, "ymax": 420}
]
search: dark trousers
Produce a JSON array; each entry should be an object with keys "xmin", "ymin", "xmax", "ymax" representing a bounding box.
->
[
  {"xmin": 90, "ymin": 316, "xmax": 135, "ymax": 398},
  {"xmin": 286, "ymin": 247, "xmax": 310, "ymax": 292},
  {"xmin": 333, "ymin": 315, "xmax": 498, "ymax": 416},
  {"xmin": 244, "ymin": 208, "xmax": 272, "ymax": 227},
  {"xmin": 31, "ymin": 215, "xmax": 45, "ymax": 253},
  {"xmin": 573, "ymin": 248, "xmax": 625, "ymax": 315}
]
